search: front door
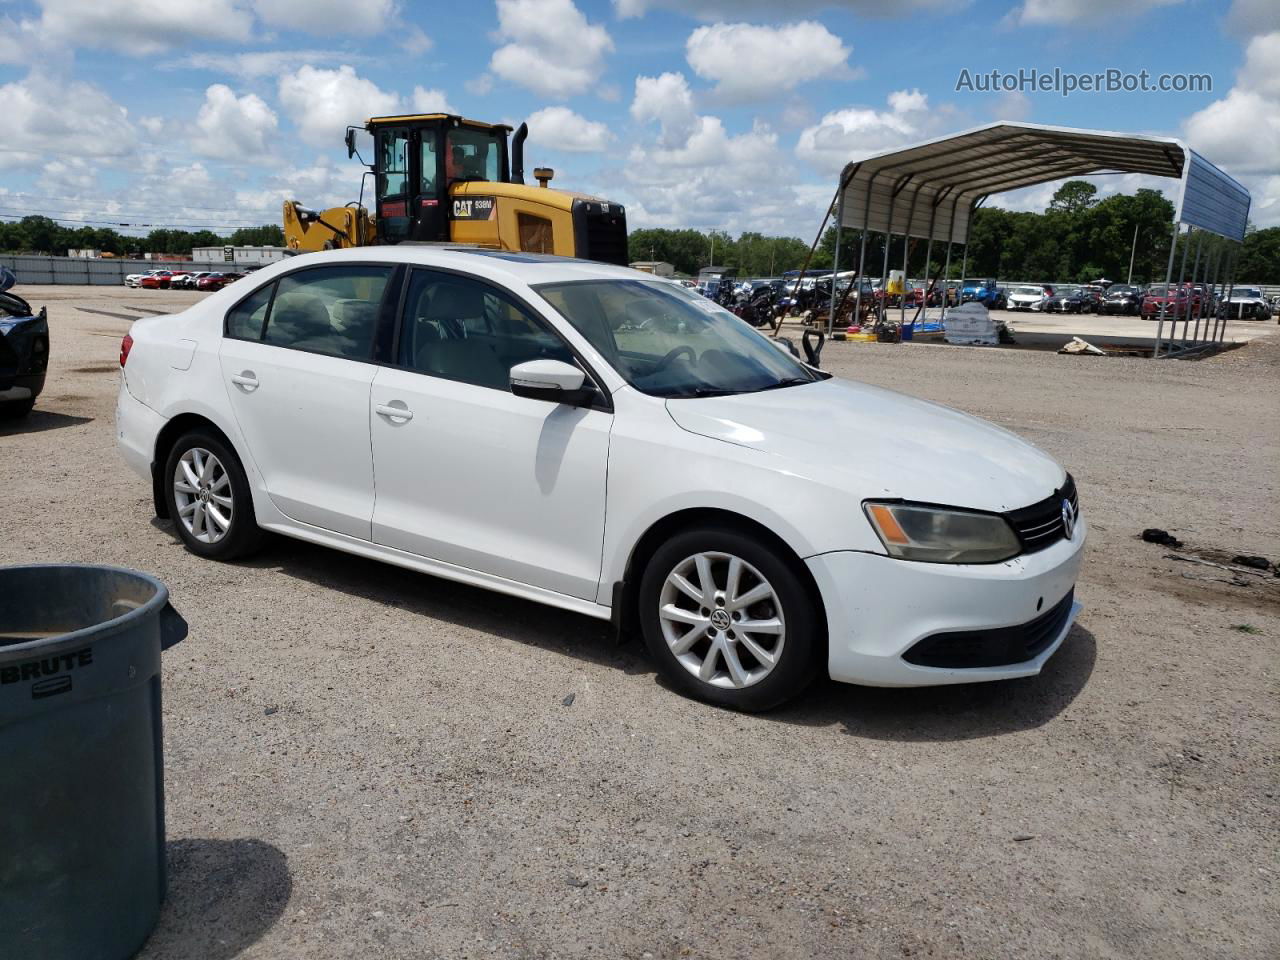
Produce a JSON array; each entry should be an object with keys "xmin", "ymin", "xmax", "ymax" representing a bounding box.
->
[
  {"xmin": 218, "ymin": 264, "xmax": 395, "ymax": 540},
  {"xmin": 369, "ymin": 268, "xmax": 611, "ymax": 600}
]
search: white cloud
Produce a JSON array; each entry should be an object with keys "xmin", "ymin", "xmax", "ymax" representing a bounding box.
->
[
  {"xmin": 0, "ymin": 17, "xmax": 27, "ymax": 64},
  {"xmin": 623, "ymin": 70, "xmax": 819, "ymax": 235},
  {"xmin": 184, "ymin": 50, "xmax": 370, "ymax": 78},
  {"xmin": 685, "ymin": 21, "xmax": 850, "ymax": 102},
  {"xmin": 277, "ymin": 65, "xmax": 402, "ymax": 147},
  {"xmin": 1013, "ymin": 0, "xmax": 1181, "ymax": 25},
  {"xmin": 526, "ymin": 106, "xmax": 613, "ymax": 152},
  {"xmin": 190, "ymin": 84, "xmax": 279, "ymax": 161},
  {"xmin": 616, "ymin": 0, "xmax": 958, "ymax": 17},
  {"xmin": 489, "ymin": 0, "xmax": 613, "ymax": 99},
  {"xmin": 1183, "ymin": 32, "xmax": 1280, "ymax": 177},
  {"xmin": 410, "ymin": 86, "xmax": 455, "ymax": 114},
  {"xmin": 1227, "ymin": 0, "xmax": 1280, "ymax": 37},
  {"xmin": 990, "ymin": 89, "xmax": 1032, "ymax": 121},
  {"xmin": 400, "ymin": 25, "xmax": 433, "ymax": 55},
  {"xmin": 37, "ymin": 157, "xmax": 97, "ymax": 193},
  {"xmin": 252, "ymin": 0, "xmax": 397, "ymax": 35},
  {"xmin": 0, "ymin": 75, "xmax": 137, "ymax": 171},
  {"xmin": 631, "ymin": 72, "xmax": 698, "ymax": 145},
  {"xmin": 32, "ymin": 0, "xmax": 254, "ymax": 54},
  {"xmin": 795, "ymin": 89, "xmax": 951, "ymax": 176}
]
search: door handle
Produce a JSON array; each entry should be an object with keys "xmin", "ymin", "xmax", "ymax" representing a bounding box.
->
[
  {"xmin": 230, "ymin": 371, "xmax": 258, "ymax": 390},
  {"xmin": 375, "ymin": 402, "xmax": 414, "ymax": 422}
]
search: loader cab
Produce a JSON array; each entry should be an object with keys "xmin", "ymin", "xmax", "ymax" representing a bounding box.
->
[{"xmin": 356, "ymin": 114, "xmax": 512, "ymax": 245}]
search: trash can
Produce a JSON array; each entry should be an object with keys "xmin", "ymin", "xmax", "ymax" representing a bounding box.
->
[{"xmin": 0, "ymin": 564, "xmax": 187, "ymax": 960}]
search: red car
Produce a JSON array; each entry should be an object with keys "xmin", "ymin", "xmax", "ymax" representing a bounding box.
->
[
  {"xmin": 1141, "ymin": 283, "xmax": 1189, "ymax": 319},
  {"xmin": 138, "ymin": 271, "xmax": 174, "ymax": 289},
  {"xmin": 196, "ymin": 272, "xmax": 244, "ymax": 291}
]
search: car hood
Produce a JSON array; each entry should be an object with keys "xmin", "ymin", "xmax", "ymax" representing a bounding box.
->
[{"xmin": 666, "ymin": 378, "xmax": 1065, "ymax": 513}]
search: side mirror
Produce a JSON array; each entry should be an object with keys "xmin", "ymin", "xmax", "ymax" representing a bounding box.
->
[
  {"xmin": 345, "ymin": 128, "xmax": 357, "ymax": 159},
  {"xmin": 509, "ymin": 359, "xmax": 592, "ymax": 406}
]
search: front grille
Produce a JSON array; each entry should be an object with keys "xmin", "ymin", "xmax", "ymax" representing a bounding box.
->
[
  {"xmin": 572, "ymin": 201, "xmax": 628, "ymax": 266},
  {"xmin": 903, "ymin": 589, "xmax": 1076, "ymax": 668},
  {"xmin": 1004, "ymin": 474, "xmax": 1078, "ymax": 555}
]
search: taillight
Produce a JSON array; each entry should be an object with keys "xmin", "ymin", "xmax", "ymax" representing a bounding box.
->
[{"xmin": 120, "ymin": 333, "xmax": 133, "ymax": 367}]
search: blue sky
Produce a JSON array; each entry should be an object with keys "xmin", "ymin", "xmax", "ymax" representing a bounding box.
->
[{"xmin": 0, "ymin": 0, "xmax": 1275, "ymax": 237}]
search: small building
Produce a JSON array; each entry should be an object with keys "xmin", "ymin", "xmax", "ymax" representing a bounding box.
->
[
  {"xmin": 191, "ymin": 245, "xmax": 289, "ymax": 267},
  {"xmin": 630, "ymin": 260, "xmax": 675, "ymax": 277}
]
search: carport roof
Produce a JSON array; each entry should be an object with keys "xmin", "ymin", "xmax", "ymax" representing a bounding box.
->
[{"xmin": 835, "ymin": 122, "xmax": 1251, "ymax": 245}]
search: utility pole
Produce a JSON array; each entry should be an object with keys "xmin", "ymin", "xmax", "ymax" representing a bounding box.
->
[
  {"xmin": 1126, "ymin": 221, "xmax": 1139, "ymax": 285},
  {"xmin": 709, "ymin": 232, "xmax": 715, "ymax": 268}
]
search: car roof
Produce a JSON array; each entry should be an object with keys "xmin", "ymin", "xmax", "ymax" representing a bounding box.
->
[{"xmin": 257, "ymin": 246, "xmax": 645, "ymax": 288}]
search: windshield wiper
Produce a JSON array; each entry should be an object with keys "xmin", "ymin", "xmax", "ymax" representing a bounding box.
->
[{"xmin": 752, "ymin": 377, "xmax": 814, "ymax": 392}]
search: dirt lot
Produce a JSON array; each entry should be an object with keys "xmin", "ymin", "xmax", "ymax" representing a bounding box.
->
[{"xmin": 3, "ymin": 285, "xmax": 1277, "ymax": 960}]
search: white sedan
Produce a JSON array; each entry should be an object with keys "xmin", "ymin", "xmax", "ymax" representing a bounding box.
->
[{"xmin": 116, "ymin": 248, "xmax": 1085, "ymax": 710}]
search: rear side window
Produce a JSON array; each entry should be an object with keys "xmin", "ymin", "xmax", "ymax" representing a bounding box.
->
[
  {"xmin": 260, "ymin": 266, "xmax": 392, "ymax": 361},
  {"xmin": 226, "ymin": 284, "xmax": 274, "ymax": 340}
]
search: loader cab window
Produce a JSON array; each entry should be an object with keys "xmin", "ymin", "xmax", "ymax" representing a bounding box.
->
[
  {"xmin": 446, "ymin": 128, "xmax": 504, "ymax": 185},
  {"xmin": 379, "ymin": 129, "xmax": 409, "ymax": 198},
  {"xmin": 420, "ymin": 135, "xmax": 438, "ymax": 195},
  {"xmin": 377, "ymin": 126, "xmax": 411, "ymax": 242}
]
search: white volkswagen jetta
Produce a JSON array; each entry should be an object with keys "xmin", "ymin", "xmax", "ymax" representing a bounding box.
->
[{"xmin": 117, "ymin": 247, "xmax": 1084, "ymax": 711}]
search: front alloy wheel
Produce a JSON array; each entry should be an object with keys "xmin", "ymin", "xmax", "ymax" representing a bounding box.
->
[
  {"xmin": 658, "ymin": 552, "xmax": 785, "ymax": 689},
  {"xmin": 639, "ymin": 527, "xmax": 819, "ymax": 711}
]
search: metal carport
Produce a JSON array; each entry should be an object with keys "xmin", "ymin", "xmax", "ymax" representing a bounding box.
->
[{"xmin": 823, "ymin": 122, "xmax": 1251, "ymax": 356}]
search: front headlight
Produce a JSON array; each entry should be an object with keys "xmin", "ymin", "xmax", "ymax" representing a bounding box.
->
[{"xmin": 863, "ymin": 502, "xmax": 1021, "ymax": 563}]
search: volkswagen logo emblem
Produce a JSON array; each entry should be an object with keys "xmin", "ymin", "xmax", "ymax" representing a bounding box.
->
[
  {"xmin": 1061, "ymin": 499, "xmax": 1076, "ymax": 540},
  {"xmin": 710, "ymin": 609, "xmax": 731, "ymax": 630}
]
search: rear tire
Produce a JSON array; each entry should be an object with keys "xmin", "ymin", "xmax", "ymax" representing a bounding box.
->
[
  {"xmin": 163, "ymin": 429, "xmax": 265, "ymax": 561},
  {"xmin": 638, "ymin": 526, "xmax": 820, "ymax": 712},
  {"xmin": 0, "ymin": 399, "xmax": 35, "ymax": 420}
]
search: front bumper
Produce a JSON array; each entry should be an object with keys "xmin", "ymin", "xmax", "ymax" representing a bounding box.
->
[{"xmin": 807, "ymin": 520, "xmax": 1085, "ymax": 687}]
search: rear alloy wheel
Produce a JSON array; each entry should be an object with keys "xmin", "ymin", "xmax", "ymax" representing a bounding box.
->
[
  {"xmin": 164, "ymin": 429, "xmax": 264, "ymax": 560},
  {"xmin": 639, "ymin": 528, "xmax": 819, "ymax": 711}
]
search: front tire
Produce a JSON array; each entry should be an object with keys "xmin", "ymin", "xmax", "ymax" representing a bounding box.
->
[
  {"xmin": 163, "ymin": 429, "xmax": 265, "ymax": 560},
  {"xmin": 638, "ymin": 526, "xmax": 821, "ymax": 711}
]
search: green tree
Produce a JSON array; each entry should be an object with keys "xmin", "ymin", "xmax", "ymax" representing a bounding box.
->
[{"xmin": 1048, "ymin": 180, "xmax": 1099, "ymax": 216}]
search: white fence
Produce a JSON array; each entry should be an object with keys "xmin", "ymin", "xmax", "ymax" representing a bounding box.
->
[{"xmin": 0, "ymin": 255, "xmax": 236, "ymax": 285}]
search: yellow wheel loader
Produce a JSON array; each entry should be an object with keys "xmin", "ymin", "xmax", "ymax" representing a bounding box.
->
[{"xmin": 283, "ymin": 114, "xmax": 627, "ymax": 264}]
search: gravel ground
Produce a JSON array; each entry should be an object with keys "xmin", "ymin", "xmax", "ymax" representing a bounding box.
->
[{"xmin": 2, "ymin": 286, "xmax": 1277, "ymax": 960}]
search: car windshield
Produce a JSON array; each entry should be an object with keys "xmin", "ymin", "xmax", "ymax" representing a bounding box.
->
[
  {"xmin": 1236, "ymin": 288, "xmax": 1262, "ymax": 298},
  {"xmin": 535, "ymin": 279, "xmax": 822, "ymax": 399},
  {"xmin": 1013, "ymin": 286, "xmax": 1041, "ymax": 296},
  {"xmin": 1109, "ymin": 286, "xmax": 1136, "ymax": 295}
]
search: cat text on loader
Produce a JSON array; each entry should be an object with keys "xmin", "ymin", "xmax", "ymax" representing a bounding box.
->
[{"xmin": 282, "ymin": 113, "xmax": 628, "ymax": 264}]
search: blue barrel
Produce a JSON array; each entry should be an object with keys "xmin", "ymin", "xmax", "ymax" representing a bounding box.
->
[{"xmin": 0, "ymin": 564, "xmax": 187, "ymax": 960}]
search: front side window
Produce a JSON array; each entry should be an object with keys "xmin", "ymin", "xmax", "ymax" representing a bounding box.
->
[
  {"xmin": 258, "ymin": 266, "xmax": 392, "ymax": 360},
  {"xmin": 536, "ymin": 279, "xmax": 821, "ymax": 399},
  {"xmin": 398, "ymin": 269, "xmax": 574, "ymax": 390}
]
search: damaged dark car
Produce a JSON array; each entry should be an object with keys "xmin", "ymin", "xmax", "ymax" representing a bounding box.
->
[{"xmin": 0, "ymin": 267, "xmax": 49, "ymax": 419}]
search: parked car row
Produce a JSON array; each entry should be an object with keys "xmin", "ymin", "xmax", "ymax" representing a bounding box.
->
[{"xmin": 125, "ymin": 269, "xmax": 245, "ymax": 292}]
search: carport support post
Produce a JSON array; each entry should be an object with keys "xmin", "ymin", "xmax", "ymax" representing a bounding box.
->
[
  {"xmin": 921, "ymin": 237, "xmax": 934, "ymax": 322},
  {"xmin": 1182, "ymin": 229, "xmax": 1204, "ymax": 350},
  {"xmin": 939, "ymin": 194, "xmax": 960, "ymax": 322},
  {"xmin": 1195, "ymin": 241, "xmax": 1219, "ymax": 347},
  {"xmin": 852, "ymin": 230, "xmax": 868, "ymax": 327},
  {"xmin": 1166, "ymin": 224, "xmax": 1191, "ymax": 356},
  {"xmin": 1220, "ymin": 246, "xmax": 1238, "ymax": 345},
  {"xmin": 899, "ymin": 184, "xmax": 922, "ymax": 327},
  {"xmin": 829, "ymin": 190, "xmax": 845, "ymax": 335},
  {"xmin": 1154, "ymin": 221, "xmax": 1180, "ymax": 358}
]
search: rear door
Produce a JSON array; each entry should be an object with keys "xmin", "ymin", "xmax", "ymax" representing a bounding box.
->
[{"xmin": 218, "ymin": 264, "xmax": 397, "ymax": 540}]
